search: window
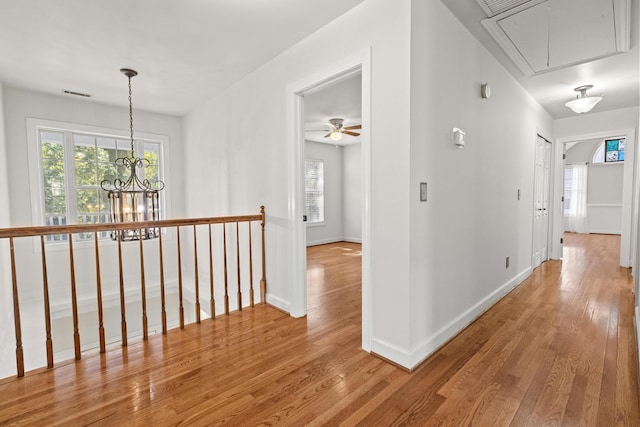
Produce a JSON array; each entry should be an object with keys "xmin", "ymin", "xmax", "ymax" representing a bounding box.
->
[
  {"xmin": 28, "ymin": 119, "xmax": 166, "ymax": 242},
  {"xmin": 304, "ymin": 159, "xmax": 324, "ymax": 224},
  {"xmin": 563, "ymin": 167, "xmax": 573, "ymax": 215},
  {"xmin": 592, "ymin": 137, "xmax": 625, "ymax": 163}
]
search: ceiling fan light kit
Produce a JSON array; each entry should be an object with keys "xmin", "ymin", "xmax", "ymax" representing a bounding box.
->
[
  {"xmin": 330, "ymin": 131, "xmax": 343, "ymax": 141},
  {"xmin": 306, "ymin": 117, "xmax": 361, "ymax": 143},
  {"xmin": 565, "ymin": 85, "xmax": 603, "ymax": 114}
]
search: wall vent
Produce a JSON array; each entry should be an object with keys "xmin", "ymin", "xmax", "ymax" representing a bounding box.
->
[
  {"xmin": 63, "ymin": 90, "xmax": 92, "ymax": 98},
  {"xmin": 475, "ymin": 0, "xmax": 534, "ymax": 17}
]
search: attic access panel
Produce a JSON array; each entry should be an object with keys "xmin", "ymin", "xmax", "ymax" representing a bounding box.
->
[{"xmin": 481, "ymin": 0, "xmax": 630, "ymax": 76}]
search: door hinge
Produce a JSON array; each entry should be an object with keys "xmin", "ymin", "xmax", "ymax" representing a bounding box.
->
[
  {"xmin": 563, "ymin": 153, "xmax": 566, "ymax": 160},
  {"xmin": 561, "ymin": 196, "xmax": 564, "ymax": 202},
  {"xmin": 560, "ymin": 238, "xmax": 563, "ymax": 244}
]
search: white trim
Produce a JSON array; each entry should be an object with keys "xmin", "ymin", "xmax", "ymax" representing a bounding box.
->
[
  {"xmin": 589, "ymin": 229, "xmax": 621, "ymax": 235},
  {"xmin": 286, "ymin": 48, "xmax": 372, "ymax": 351},
  {"xmin": 587, "ymin": 203, "xmax": 623, "ymax": 208},
  {"xmin": 266, "ymin": 293, "xmax": 290, "ymax": 313},
  {"xmin": 556, "ymin": 128, "xmax": 636, "ymax": 269},
  {"xmin": 371, "ymin": 337, "xmax": 413, "ymax": 368},
  {"xmin": 481, "ymin": 18, "xmax": 536, "ymax": 77},
  {"xmin": 636, "ymin": 306, "xmax": 640, "ymax": 376},
  {"xmin": 306, "ymin": 237, "xmax": 362, "ymax": 247},
  {"xmin": 481, "ymin": 0, "xmax": 629, "ymax": 76},
  {"xmin": 373, "ymin": 267, "xmax": 532, "ymax": 370}
]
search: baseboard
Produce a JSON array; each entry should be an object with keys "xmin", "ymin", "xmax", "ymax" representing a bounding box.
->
[
  {"xmin": 636, "ymin": 306, "xmax": 640, "ymax": 378},
  {"xmin": 370, "ymin": 337, "xmax": 414, "ymax": 369},
  {"xmin": 306, "ymin": 238, "xmax": 343, "ymax": 247},
  {"xmin": 306, "ymin": 237, "xmax": 362, "ymax": 246},
  {"xmin": 266, "ymin": 293, "xmax": 290, "ymax": 313},
  {"xmin": 371, "ymin": 266, "xmax": 533, "ymax": 370},
  {"xmin": 589, "ymin": 229, "xmax": 621, "ymax": 235},
  {"xmin": 342, "ymin": 237, "xmax": 362, "ymax": 244}
]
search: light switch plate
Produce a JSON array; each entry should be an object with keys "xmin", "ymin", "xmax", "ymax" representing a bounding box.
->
[{"xmin": 420, "ymin": 182, "xmax": 427, "ymax": 202}]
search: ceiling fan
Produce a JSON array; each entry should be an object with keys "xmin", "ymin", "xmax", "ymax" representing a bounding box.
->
[{"xmin": 306, "ymin": 118, "xmax": 361, "ymax": 141}]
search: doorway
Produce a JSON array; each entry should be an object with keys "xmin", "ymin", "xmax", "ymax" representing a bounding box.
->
[
  {"xmin": 555, "ymin": 128, "xmax": 637, "ymax": 271},
  {"xmin": 286, "ymin": 49, "xmax": 372, "ymax": 351}
]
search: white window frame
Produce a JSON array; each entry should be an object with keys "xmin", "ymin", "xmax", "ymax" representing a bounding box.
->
[
  {"xmin": 304, "ymin": 158, "xmax": 325, "ymax": 225},
  {"xmin": 26, "ymin": 118, "xmax": 170, "ymax": 249}
]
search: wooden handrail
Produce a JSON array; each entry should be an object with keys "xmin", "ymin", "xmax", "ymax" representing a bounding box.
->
[
  {"xmin": 2, "ymin": 207, "xmax": 266, "ymax": 378},
  {"xmin": 0, "ymin": 214, "xmax": 263, "ymax": 238}
]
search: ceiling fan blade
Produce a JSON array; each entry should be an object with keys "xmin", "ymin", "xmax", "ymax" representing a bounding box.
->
[
  {"xmin": 343, "ymin": 131, "xmax": 360, "ymax": 137},
  {"xmin": 344, "ymin": 124, "xmax": 361, "ymax": 130},
  {"xmin": 324, "ymin": 132, "xmax": 332, "ymax": 138},
  {"xmin": 305, "ymin": 129, "xmax": 329, "ymax": 132}
]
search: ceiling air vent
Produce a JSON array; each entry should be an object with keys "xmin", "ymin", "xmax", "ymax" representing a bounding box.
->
[
  {"xmin": 63, "ymin": 90, "xmax": 91, "ymax": 98},
  {"xmin": 475, "ymin": 0, "xmax": 534, "ymax": 17}
]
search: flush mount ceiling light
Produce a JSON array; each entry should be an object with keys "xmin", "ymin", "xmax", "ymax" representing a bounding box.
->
[
  {"xmin": 100, "ymin": 68, "xmax": 165, "ymax": 241},
  {"xmin": 565, "ymin": 85, "xmax": 603, "ymax": 114}
]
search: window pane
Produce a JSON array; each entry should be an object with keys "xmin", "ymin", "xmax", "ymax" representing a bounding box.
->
[
  {"xmin": 41, "ymin": 131, "xmax": 64, "ymax": 146},
  {"xmin": 77, "ymin": 189, "xmax": 98, "ymax": 213},
  {"xmin": 42, "ymin": 142, "xmax": 64, "ymax": 160},
  {"xmin": 74, "ymin": 134, "xmax": 95, "ymax": 148},
  {"xmin": 563, "ymin": 168, "xmax": 572, "ymax": 215},
  {"xmin": 42, "ymin": 158, "xmax": 65, "ymax": 188},
  {"xmin": 304, "ymin": 159, "xmax": 324, "ymax": 223},
  {"xmin": 604, "ymin": 138, "xmax": 625, "ymax": 163}
]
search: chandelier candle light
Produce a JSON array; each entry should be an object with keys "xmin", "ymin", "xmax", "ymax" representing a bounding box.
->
[{"xmin": 100, "ymin": 68, "xmax": 165, "ymax": 241}]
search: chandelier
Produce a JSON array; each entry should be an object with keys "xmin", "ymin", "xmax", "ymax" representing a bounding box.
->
[{"xmin": 100, "ymin": 68, "xmax": 165, "ymax": 241}]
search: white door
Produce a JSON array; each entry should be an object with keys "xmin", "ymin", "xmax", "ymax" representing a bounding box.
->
[{"xmin": 533, "ymin": 135, "xmax": 552, "ymax": 268}]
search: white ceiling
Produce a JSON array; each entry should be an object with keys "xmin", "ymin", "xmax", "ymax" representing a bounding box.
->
[
  {"xmin": 0, "ymin": 1, "xmax": 636, "ymax": 121},
  {"xmin": 304, "ymin": 73, "xmax": 362, "ymax": 146},
  {"xmin": 0, "ymin": 0, "xmax": 366, "ymax": 116},
  {"xmin": 441, "ymin": 0, "xmax": 640, "ymax": 119}
]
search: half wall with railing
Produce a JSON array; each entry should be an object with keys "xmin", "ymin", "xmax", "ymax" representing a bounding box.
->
[{"xmin": 0, "ymin": 207, "xmax": 266, "ymax": 379}]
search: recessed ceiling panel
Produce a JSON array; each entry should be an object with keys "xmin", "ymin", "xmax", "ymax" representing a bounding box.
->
[{"xmin": 483, "ymin": 0, "xmax": 629, "ymax": 76}]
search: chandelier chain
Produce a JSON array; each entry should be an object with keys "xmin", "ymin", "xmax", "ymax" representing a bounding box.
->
[{"xmin": 128, "ymin": 76, "xmax": 134, "ymax": 155}]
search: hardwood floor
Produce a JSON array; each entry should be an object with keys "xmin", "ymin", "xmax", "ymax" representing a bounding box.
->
[{"xmin": 0, "ymin": 236, "xmax": 638, "ymax": 426}]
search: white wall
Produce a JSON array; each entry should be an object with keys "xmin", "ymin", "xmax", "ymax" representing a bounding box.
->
[
  {"xmin": 183, "ymin": 0, "xmax": 413, "ymax": 356},
  {"xmin": 183, "ymin": 0, "xmax": 561, "ymax": 369},
  {"xmin": 303, "ymin": 141, "xmax": 362, "ymax": 245},
  {"xmin": 343, "ymin": 143, "xmax": 362, "ymax": 242},
  {"xmin": 0, "ymin": 82, "xmax": 16, "ymax": 377},
  {"xmin": 305, "ymin": 141, "xmax": 343, "ymax": 245},
  {"xmin": 565, "ymin": 138, "xmax": 624, "ymax": 234},
  {"xmin": 408, "ymin": 0, "xmax": 554, "ymax": 367}
]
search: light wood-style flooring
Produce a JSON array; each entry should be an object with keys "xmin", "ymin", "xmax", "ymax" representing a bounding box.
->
[{"xmin": 0, "ymin": 235, "xmax": 638, "ymax": 425}]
